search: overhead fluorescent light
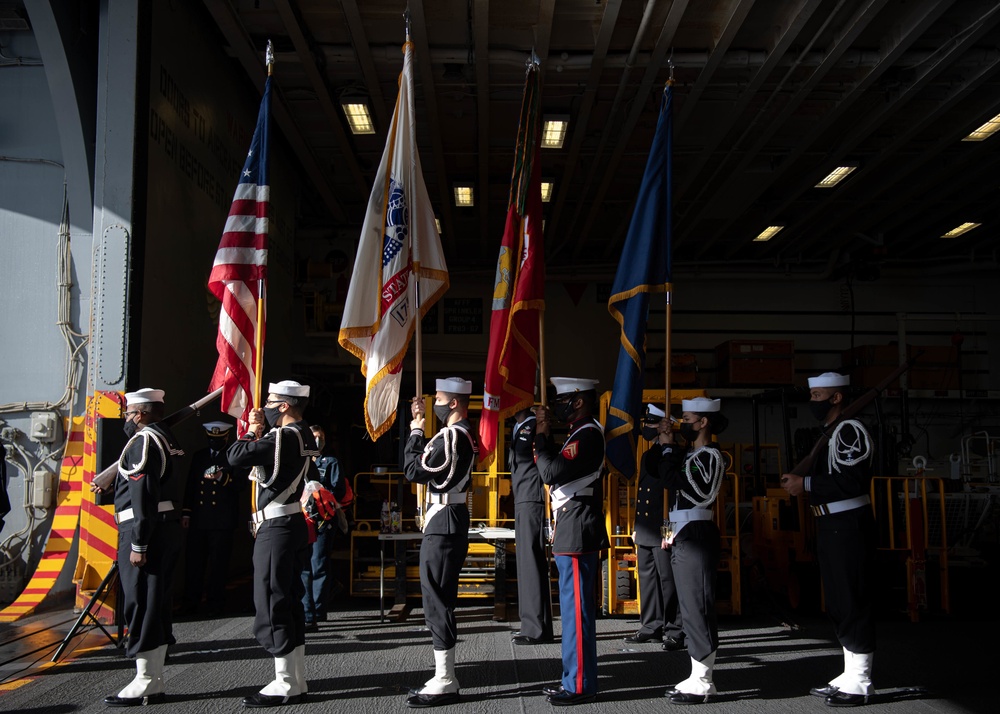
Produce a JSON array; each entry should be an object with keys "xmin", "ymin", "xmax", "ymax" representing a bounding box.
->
[
  {"xmin": 542, "ymin": 116, "xmax": 569, "ymax": 149},
  {"xmin": 453, "ymin": 185, "xmax": 474, "ymax": 207},
  {"xmin": 962, "ymin": 113, "xmax": 1000, "ymax": 142},
  {"xmin": 342, "ymin": 102, "xmax": 375, "ymax": 135},
  {"xmin": 753, "ymin": 225, "xmax": 784, "ymax": 242},
  {"xmin": 816, "ymin": 166, "xmax": 857, "ymax": 188},
  {"xmin": 541, "ymin": 181, "xmax": 554, "ymax": 202},
  {"xmin": 435, "ymin": 218, "xmax": 442, "ymax": 234},
  {"xmin": 941, "ymin": 222, "xmax": 980, "ymax": 238}
]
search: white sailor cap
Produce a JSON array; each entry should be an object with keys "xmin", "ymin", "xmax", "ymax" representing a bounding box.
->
[
  {"xmin": 269, "ymin": 380, "xmax": 310, "ymax": 398},
  {"xmin": 125, "ymin": 388, "xmax": 164, "ymax": 405},
  {"xmin": 436, "ymin": 377, "xmax": 473, "ymax": 395},
  {"xmin": 682, "ymin": 397, "xmax": 721, "ymax": 413},
  {"xmin": 808, "ymin": 372, "xmax": 850, "ymax": 388},
  {"xmin": 550, "ymin": 377, "xmax": 600, "ymax": 396},
  {"xmin": 644, "ymin": 403, "xmax": 666, "ymax": 419},
  {"xmin": 202, "ymin": 421, "xmax": 233, "ymax": 436}
]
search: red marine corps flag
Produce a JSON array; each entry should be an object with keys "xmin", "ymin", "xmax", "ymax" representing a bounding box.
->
[
  {"xmin": 478, "ymin": 62, "xmax": 545, "ymax": 469},
  {"xmin": 208, "ymin": 60, "xmax": 272, "ymax": 435},
  {"xmin": 338, "ymin": 41, "xmax": 448, "ymax": 439}
]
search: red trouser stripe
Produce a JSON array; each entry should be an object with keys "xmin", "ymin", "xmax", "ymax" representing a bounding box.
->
[{"xmin": 573, "ymin": 556, "xmax": 584, "ymax": 694}]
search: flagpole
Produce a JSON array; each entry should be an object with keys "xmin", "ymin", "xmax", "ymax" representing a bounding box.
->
[{"xmin": 664, "ymin": 70, "xmax": 674, "ymax": 419}]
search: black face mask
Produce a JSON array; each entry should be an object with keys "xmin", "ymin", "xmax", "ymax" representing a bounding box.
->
[
  {"xmin": 679, "ymin": 423, "xmax": 699, "ymax": 442},
  {"xmin": 641, "ymin": 425, "xmax": 660, "ymax": 442},
  {"xmin": 809, "ymin": 400, "xmax": 833, "ymax": 422},
  {"xmin": 553, "ymin": 399, "xmax": 575, "ymax": 423},
  {"xmin": 207, "ymin": 438, "xmax": 227, "ymax": 451},
  {"xmin": 433, "ymin": 403, "xmax": 453, "ymax": 424},
  {"xmin": 123, "ymin": 419, "xmax": 139, "ymax": 438},
  {"xmin": 263, "ymin": 406, "xmax": 283, "ymax": 429}
]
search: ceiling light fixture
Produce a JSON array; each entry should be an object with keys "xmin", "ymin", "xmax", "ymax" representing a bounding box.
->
[
  {"xmin": 341, "ymin": 102, "xmax": 375, "ymax": 135},
  {"xmin": 962, "ymin": 113, "xmax": 1000, "ymax": 142},
  {"xmin": 941, "ymin": 222, "xmax": 980, "ymax": 238},
  {"xmin": 816, "ymin": 166, "xmax": 857, "ymax": 188},
  {"xmin": 541, "ymin": 181, "xmax": 554, "ymax": 202},
  {"xmin": 542, "ymin": 116, "xmax": 569, "ymax": 149},
  {"xmin": 435, "ymin": 218, "xmax": 442, "ymax": 234},
  {"xmin": 753, "ymin": 225, "xmax": 784, "ymax": 242},
  {"xmin": 453, "ymin": 185, "xmax": 474, "ymax": 207}
]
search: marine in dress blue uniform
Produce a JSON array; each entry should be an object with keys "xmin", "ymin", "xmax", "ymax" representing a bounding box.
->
[
  {"xmin": 403, "ymin": 377, "xmax": 476, "ymax": 708},
  {"xmin": 651, "ymin": 397, "xmax": 727, "ymax": 705},
  {"xmin": 227, "ymin": 380, "xmax": 318, "ymax": 708},
  {"xmin": 510, "ymin": 409, "xmax": 554, "ymax": 645},
  {"xmin": 781, "ymin": 373, "xmax": 876, "ymax": 708},
  {"xmin": 535, "ymin": 377, "xmax": 609, "ymax": 707},
  {"xmin": 628, "ymin": 403, "xmax": 684, "ymax": 650},
  {"xmin": 104, "ymin": 388, "xmax": 184, "ymax": 707},
  {"xmin": 181, "ymin": 421, "xmax": 244, "ymax": 616}
]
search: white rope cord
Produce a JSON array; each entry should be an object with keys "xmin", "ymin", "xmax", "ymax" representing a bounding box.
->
[
  {"xmin": 420, "ymin": 427, "xmax": 464, "ymax": 490},
  {"xmin": 118, "ymin": 430, "xmax": 168, "ymax": 478},
  {"xmin": 828, "ymin": 419, "xmax": 873, "ymax": 473},
  {"xmin": 680, "ymin": 446, "xmax": 725, "ymax": 509}
]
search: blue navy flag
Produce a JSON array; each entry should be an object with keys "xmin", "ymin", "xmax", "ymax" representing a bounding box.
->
[{"xmin": 606, "ymin": 83, "xmax": 673, "ymax": 479}]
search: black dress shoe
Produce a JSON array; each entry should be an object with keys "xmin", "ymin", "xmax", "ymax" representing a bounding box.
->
[
  {"xmin": 104, "ymin": 692, "xmax": 166, "ymax": 707},
  {"xmin": 406, "ymin": 690, "xmax": 460, "ymax": 708},
  {"xmin": 810, "ymin": 685, "xmax": 839, "ymax": 697},
  {"xmin": 668, "ymin": 691, "xmax": 710, "ymax": 705},
  {"xmin": 663, "ymin": 688, "xmax": 677, "ymax": 697},
  {"xmin": 623, "ymin": 629, "xmax": 660, "ymax": 644},
  {"xmin": 242, "ymin": 692, "xmax": 304, "ymax": 707},
  {"xmin": 547, "ymin": 689, "xmax": 596, "ymax": 706},
  {"xmin": 512, "ymin": 634, "xmax": 554, "ymax": 645},
  {"xmin": 662, "ymin": 637, "xmax": 687, "ymax": 651},
  {"xmin": 825, "ymin": 692, "xmax": 869, "ymax": 707},
  {"xmin": 542, "ymin": 684, "xmax": 564, "ymax": 697}
]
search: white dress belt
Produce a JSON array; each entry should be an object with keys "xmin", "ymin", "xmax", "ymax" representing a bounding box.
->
[
  {"xmin": 668, "ymin": 508, "xmax": 714, "ymax": 523},
  {"xmin": 251, "ymin": 502, "xmax": 302, "ymax": 525},
  {"xmin": 427, "ymin": 492, "xmax": 466, "ymax": 505},
  {"xmin": 811, "ymin": 494, "xmax": 871, "ymax": 517},
  {"xmin": 116, "ymin": 500, "xmax": 175, "ymax": 525}
]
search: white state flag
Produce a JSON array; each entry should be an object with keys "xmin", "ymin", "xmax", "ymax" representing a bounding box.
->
[{"xmin": 338, "ymin": 41, "xmax": 449, "ymax": 440}]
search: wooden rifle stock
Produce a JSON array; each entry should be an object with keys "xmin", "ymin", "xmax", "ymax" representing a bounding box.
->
[{"xmin": 788, "ymin": 355, "xmax": 920, "ymax": 477}]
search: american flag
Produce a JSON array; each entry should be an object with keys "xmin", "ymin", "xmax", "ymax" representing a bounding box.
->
[{"xmin": 208, "ymin": 76, "xmax": 271, "ymax": 433}]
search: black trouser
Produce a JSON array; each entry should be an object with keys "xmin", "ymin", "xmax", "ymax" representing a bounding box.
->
[
  {"xmin": 117, "ymin": 519, "xmax": 182, "ymax": 658},
  {"xmin": 252, "ymin": 514, "xmax": 308, "ymax": 657},
  {"xmin": 816, "ymin": 511, "xmax": 877, "ymax": 654},
  {"xmin": 637, "ymin": 543, "xmax": 683, "ymax": 639},
  {"xmin": 184, "ymin": 528, "xmax": 235, "ymax": 613},
  {"xmin": 514, "ymin": 501, "xmax": 553, "ymax": 640},
  {"xmin": 670, "ymin": 522, "xmax": 720, "ymax": 663},
  {"xmin": 420, "ymin": 530, "xmax": 470, "ymax": 650}
]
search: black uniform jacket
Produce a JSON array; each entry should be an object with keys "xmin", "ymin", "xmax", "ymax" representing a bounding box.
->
[
  {"xmin": 227, "ymin": 420, "xmax": 318, "ymax": 511},
  {"xmin": 634, "ymin": 447, "xmax": 669, "ymax": 547},
  {"xmin": 510, "ymin": 416, "xmax": 544, "ymax": 504},
  {"xmin": 183, "ymin": 446, "xmax": 245, "ymax": 531},
  {"xmin": 404, "ymin": 418, "xmax": 476, "ymax": 536},
  {"xmin": 534, "ymin": 416, "xmax": 610, "ymax": 555},
  {"xmin": 807, "ymin": 420, "xmax": 874, "ymax": 526},
  {"xmin": 114, "ymin": 422, "xmax": 183, "ymax": 553},
  {"xmin": 649, "ymin": 443, "xmax": 722, "ymax": 544}
]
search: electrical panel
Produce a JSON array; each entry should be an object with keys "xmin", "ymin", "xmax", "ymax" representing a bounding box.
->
[
  {"xmin": 32, "ymin": 465, "xmax": 55, "ymax": 509},
  {"xmin": 30, "ymin": 412, "xmax": 60, "ymax": 443}
]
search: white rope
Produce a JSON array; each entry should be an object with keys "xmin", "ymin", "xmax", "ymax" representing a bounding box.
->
[
  {"xmin": 420, "ymin": 427, "xmax": 462, "ymax": 490},
  {"xmin": 118, "ymin": 430, "xmax": 168, "ymax": 478},
  {"xmin": 828, "ymin": 419, "xmax": 873, "ymax": 473},
  {"xmin": 680, "ymin": 446, "xmax": 724, "ymax": 509}
]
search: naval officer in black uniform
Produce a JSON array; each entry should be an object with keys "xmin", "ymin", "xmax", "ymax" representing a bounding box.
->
[
  {"xmin": 228, "ymin": 380, "xmax": 318, "ymax": 707},
  {"xmin": 781, "ymin": 372, "xmax": 876, "ymax": 708},
  {"xmin": 652, "ymin": 396, "xmax": 727, "ymax": 705},
  {"xmin": 628, "ymin": 403, "xmax": 685, "ymax": 651},
  {"xmin": 403, "ymin": 377, "xmax": 476, "ymax": 708},
  {"xmin": 181, "ymin": 421, "xmax": 243, "ymax": 617},
  {"xmin": 510, "ymin": 407, "xmax": 554, "ymax": 645},
  {"xmin": 104, "ymin": 388, "xmax": 184, "ymax": 707},
  {"xmin": 535, "ymin": 377, "xmax": 609, "ymax": 706}
]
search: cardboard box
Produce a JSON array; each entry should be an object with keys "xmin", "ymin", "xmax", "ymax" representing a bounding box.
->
[
  {"xmin": 715, "ymin": 340, "xmax": 795, "ymax": 386},
  {"xmin": 841, "ymin": 344, "xmax": 959, "ymax": 390}
]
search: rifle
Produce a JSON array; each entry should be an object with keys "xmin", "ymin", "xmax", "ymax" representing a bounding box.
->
[
  {"xmin": 91, "ymin": 387, "xmax": 223, "ymax": 492},
  {"xmin": 788, "ymin": 354, "xmax": 919, "ymax": 477}
]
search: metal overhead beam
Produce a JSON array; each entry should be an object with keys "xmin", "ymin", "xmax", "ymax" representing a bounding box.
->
[
  {"xmin": 545, "ymin": 0, "xmax": 622, "ymax": 252},
  {"xmin": 408, "ymin": 0, "xmax": 456, "ymax": 252},
  {"xmin": 474, "ymin": 0, "xmax": 489, "ymax": 253},
  {"xmin": 340, "ymin": 0, "xmax": 390, "ymax": 134},
  {"xmin": 201, "ymin": 0, "xmax": 346, "ymax": 222},
  {"xmin": 533, "ymin": 0, "xmax": 556, "ymax": 64},
  {"xmin": 273, "ymin": 0, "xmax": 368, "ymax": 199}
]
